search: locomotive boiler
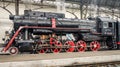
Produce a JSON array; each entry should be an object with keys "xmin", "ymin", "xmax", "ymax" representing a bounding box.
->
[{"xmin": 1, "ymin": 10, "xmax": 120, "ymax": 54}]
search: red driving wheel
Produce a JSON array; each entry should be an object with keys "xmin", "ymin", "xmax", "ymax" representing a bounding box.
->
[
  {"xmin": 90, "ymin": 41, "xmax": 100, "ymax": 51},
  {"xmin": 76, "ymin": 40, "xmax": 86, "ymax": 52},
  {"xmin": 39, "ymin": 42, "xmax": 48, "ymax": 53},
  {"xmin": 50, "ymin": 38, "xmax": 62, "ymax": 53},
  {"xmin": 51, "ymin": 41, "xmax": 62, "ymax": 53},
  {"xmin": 9, "ymin": 47, "xmax": 19, "ymax": 55},
  {"xmin": 64, "ymin": 41, "xmax": 75, "ymax": 52}
]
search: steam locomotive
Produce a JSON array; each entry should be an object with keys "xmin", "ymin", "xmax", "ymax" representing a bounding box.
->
[{"xmin": 1, "ymin": 10, "xmax": 120, "ymax": 54}]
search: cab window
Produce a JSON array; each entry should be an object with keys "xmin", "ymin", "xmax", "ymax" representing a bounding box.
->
[
  {"xmin": 103, "ymin": 22, "xmax": 108, "ymax": 28},
  {"xmin": 108, "ymin": 22, "xmax": 113, "ymax": 27}
]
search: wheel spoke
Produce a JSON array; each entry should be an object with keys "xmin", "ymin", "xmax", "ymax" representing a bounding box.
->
[
  {"xmin": 9, "ymin": 47, "xmax": 19, "ymax": 55},
  {"xmin": 64, "ymin": 41, "xmax": 75, "ymax": 52},
  {"xmin": 39, "ymin": 42, "xmax": 48, "ymax": 53},
  {"xmin": 50, "ymin": 40, "xmax": 62, "ymax": 53},
  {"xmin": 76, "ymin": 40, "xmax": 86, "ymax": 52},
  {"xmin": 90, "ymin": 41, "xmax": 100, "ymax": 51}
]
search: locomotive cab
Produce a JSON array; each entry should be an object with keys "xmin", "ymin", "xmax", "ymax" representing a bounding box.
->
[{"xmin": 96, "ymin": 17, "xmax": 115, "ymax": 36}]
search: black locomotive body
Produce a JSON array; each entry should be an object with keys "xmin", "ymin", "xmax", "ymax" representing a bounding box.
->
[{"xmin": 2, "ymin": 10, "xmax": 120, "ymax": 54}]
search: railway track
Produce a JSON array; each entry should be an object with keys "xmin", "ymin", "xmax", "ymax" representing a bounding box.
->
[
  {"xmin": 65, "ymin": 62, "xmax": 120, "ymax": 67},
  {"xmin": 0, "ymin": 50, "xmax": 120, "ymax": 62}
]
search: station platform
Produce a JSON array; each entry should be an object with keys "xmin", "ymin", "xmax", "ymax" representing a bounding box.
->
[{"xmin": 0, "ymin": 50, "xmax": 120, "ymax": 67}]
